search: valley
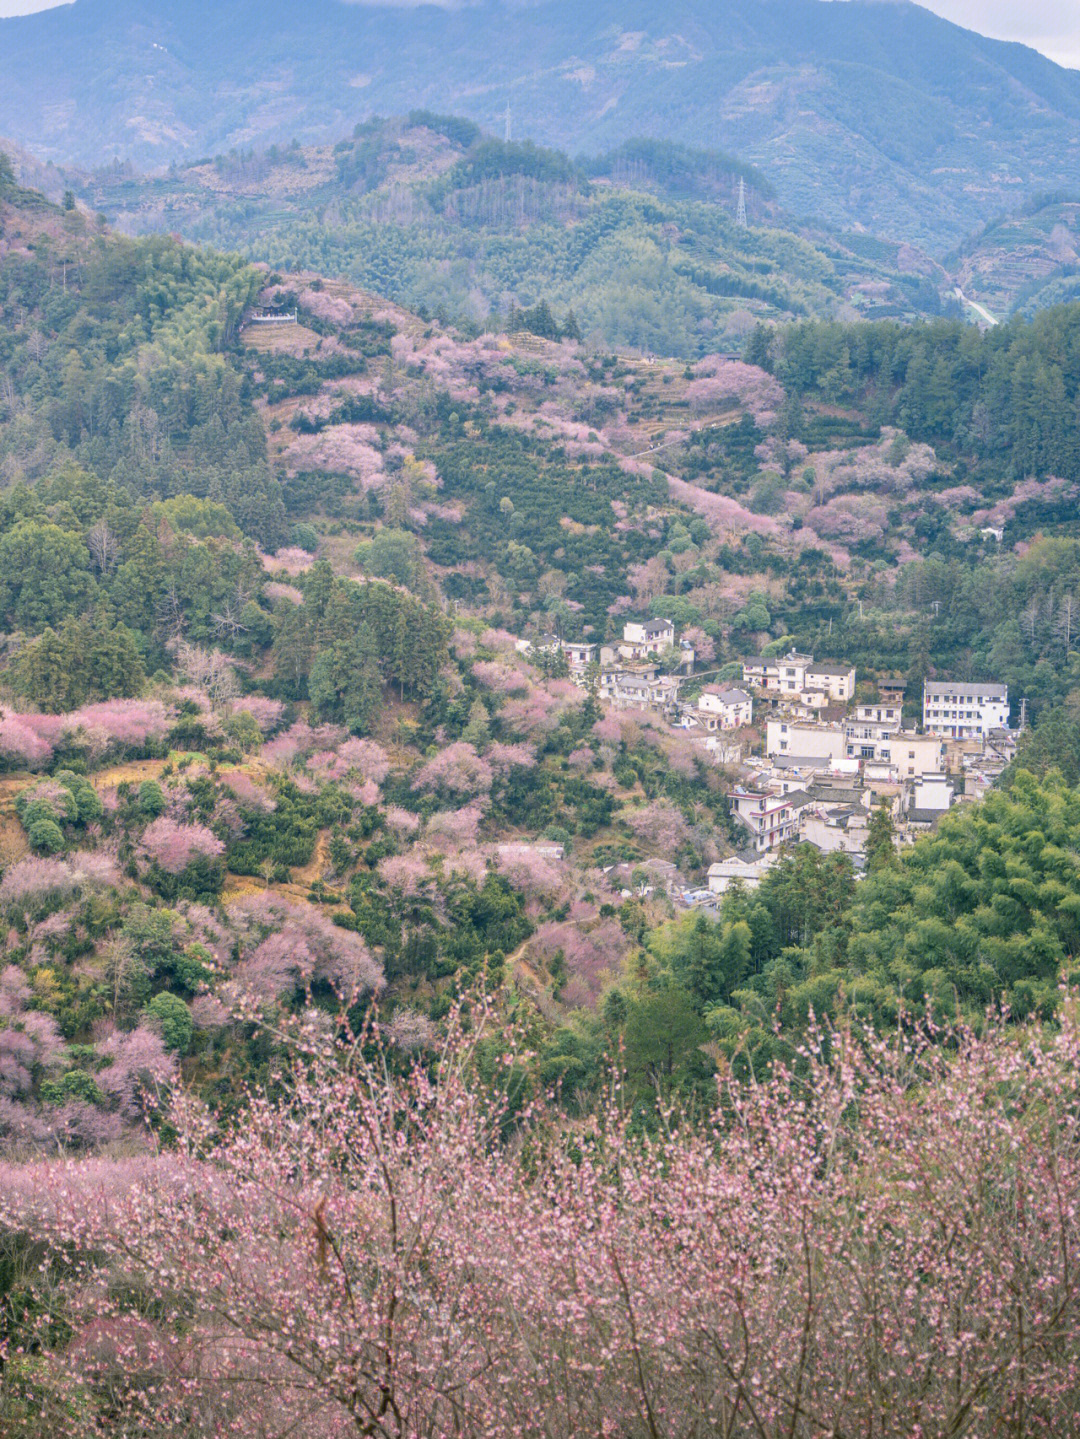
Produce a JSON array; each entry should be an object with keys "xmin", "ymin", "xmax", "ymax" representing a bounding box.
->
[{"xmin": 3, "ymin": 5, "xmax": 1080, "ymax": 1431}]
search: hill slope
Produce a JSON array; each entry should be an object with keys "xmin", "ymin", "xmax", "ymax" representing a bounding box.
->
[
  {"xmin": 950, "ymin": 195, "xmax": 1080, "ymax": 320},
  {"xmin": 57, "ymin": 116, "xmax": 950, "ymax": 355},
  {"xmin": 1, "ymin": 0, "xmax": 1080, "ymax": 249}
]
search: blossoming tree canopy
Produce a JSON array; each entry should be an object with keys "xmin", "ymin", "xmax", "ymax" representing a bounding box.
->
[{"xmin": 3, "ymin": 1009, "xmax": 1080, "ymax": 1437}]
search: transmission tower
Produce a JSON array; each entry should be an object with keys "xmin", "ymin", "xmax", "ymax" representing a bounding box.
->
[
  {"xmin": 504, "ymin": 102, "xmax": 512, "ymax": 143},
  {"xmin": 736, "ymin": 175, "xmax": 748, "ymax": 229}
]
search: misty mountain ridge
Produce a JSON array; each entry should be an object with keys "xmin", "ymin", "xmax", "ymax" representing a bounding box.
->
[{"xmin": 2, "ymin": 0, "xmax": 1080, "ymax": 250}]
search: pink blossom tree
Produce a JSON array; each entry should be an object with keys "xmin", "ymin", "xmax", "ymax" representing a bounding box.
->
[
  {"xmin": 624, "ymin": 799, "xmax": 693, "ymax": 853},
  {"xmin": 413, "ymin": 742, "xmax": 493, "ymax": 799},
  {"xmin": 139, "ymin": 818, "xmax": 226, "ymax": 877},
  {"xmin": 227, "ymin": 894, "xmax": 384, "ymax": 1008},
  {"xmin": 6, "ymin": 1010, "xmax": 1080, "ymax": 1436}
]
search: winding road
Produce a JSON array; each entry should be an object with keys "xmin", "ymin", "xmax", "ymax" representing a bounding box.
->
[{"xmin": 954, "ymin": 286, "xmax": 999, "ymax": 327}]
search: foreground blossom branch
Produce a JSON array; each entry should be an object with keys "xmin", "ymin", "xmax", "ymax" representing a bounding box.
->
[{"xmin": 2, "ymin": 1005, "xmax": 1080, "ymax": 1437}]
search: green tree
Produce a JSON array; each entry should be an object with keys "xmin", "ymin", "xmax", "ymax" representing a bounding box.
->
[
  {"xmin": 144, "ymin": 992, "xmax": 194, "ymax": 1054},
  {"xmin": 0, "ymin": 521, "xmax": 96, "ymax": 631},
  {"xmin": 866, "ymin": 803, "xmax": 897, "ymax": 872}
]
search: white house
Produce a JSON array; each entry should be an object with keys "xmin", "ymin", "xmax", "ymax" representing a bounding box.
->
[
  {"xmin": 904, "ymin": 773, "xmax": 955, "ymax": 827},
  {"xmin": 697, "ymin": 685, "xmax": 753, "ymax": 731},
  {"xmin": 800, "ymin": 805, "xmax": 870, "ymax": 858},
  {"xmin": 847, "ymin": 729, "xmax": 945, "ymax": 777},
  {"xmin": 562, "ymin": 640, "xmax": 596, "ymax": 671},
  {"xmin": 766, "ymin": 720, "xmax": 848, "ymax": 765},
  {"xmin": 730, "ymin": 786, "xmax": 800, "ymax": 852},
  {"xmin": 604, "ymin": 671, "xmax": 681, "ymax": 712},
  {"xmin": 743, "ymin": 652, "xmax": 855, "ymax": 703},
  {"xmin": 804, "ymin": 662, "xmax": 857, "ymax": 703},
  {"xmin": 708, "ymin": 848, "xmax": 778, "ymax": 894},
  {"xmin": 743, "ymin": 650, "xmax": 813, "ymax": 694},
  {"xmin": 620, "ymin": 618, "xmax": 676, "ymax": 660},
  {"xmin": 923, "ymin": 681, "xmax": 1009, "ymax": 739},
  {"xmin": 855, "ymin": 702, "xmax": 902, "ymax": 727}
]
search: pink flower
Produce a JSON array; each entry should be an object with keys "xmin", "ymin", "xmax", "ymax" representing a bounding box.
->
[
  {"xmin": 377, "ymin": 853, "xmax": 432, "ymax": 897},
  {"xmin": 426, "ymin": 805, "xmax": 484, "ymax": 849},
  {"xmin": 413, "ymin": 743, "xmax": 493, "ymax": 798},
  {"xmin": 140, "ymin": 818, "xmax": 225, "ymax": 876}
]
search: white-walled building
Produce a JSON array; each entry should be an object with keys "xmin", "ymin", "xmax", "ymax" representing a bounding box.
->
[
  {"xmin": 620, "ymin": 618, "xmax": 676, "ymax": 660},
  {"xmin": 766, "ymin": 720, "xmax": 848, "ymax": 765},
  {"xmin": 697, "ymin": 685, "xmax": 753, "ymax": 731},
  {"xmin": 904, "ymin": 773, "xmax": 956, "ymax": 828},
  {"xmin": 923, "ymin": 681, "xmax": 1009, "ymax": 739},
  {"xmin": 800, "ymin": 805, "xmax": 870, "ymax": 858},
  {"xmin": 743, "ymin": 652, "xmax": 855, "ymax": 703},
  {"xmin": 855, "ymin": 702, "xmax": 902, "ymax": 727},
  {"xmin": 846, "ymin": 729, "xmax": 945, "ymax": 777},
  {"xmin": 744, "ymin": 651, "xmax": 812, "ymax": 694},
  {"xmin": 603, "ymin": 671, "xmax": 682, "ymax": 712},
  {"xmin": 730, "ymin": 786, "xmax": 802, "ymax": 851},
  {"xmin": 804, "ymin": 662, "xmax": 857, "ymax": 703},
  {"xmin": 708, "ymin": 848, "xmax": 778, "ymax": 894},
  {"xmin": 563, "ymin": 640, "xmax": 596, "ymax": 671}
]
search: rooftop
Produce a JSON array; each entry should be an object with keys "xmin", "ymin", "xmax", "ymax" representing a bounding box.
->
[
  {"xmin": 924, "ymin": 681, "xmax": 1008, "ymax": 699},
  {"xmin": 701, "ymin": 685, "xmax": 751, "ymax": 704},
  {"xmin": 908, "ymin": 807, "xmax": 950, "ymax": 825}
]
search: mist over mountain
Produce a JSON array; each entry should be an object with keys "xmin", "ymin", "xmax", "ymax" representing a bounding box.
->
[{"xmin": 2, "ymin": 0, "xmax": 1080, "ymax": 248}]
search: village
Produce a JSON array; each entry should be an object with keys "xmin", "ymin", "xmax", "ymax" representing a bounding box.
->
[{"xmin": 521, "ymin": 620, "xmax": 1017, "ymax": 909}]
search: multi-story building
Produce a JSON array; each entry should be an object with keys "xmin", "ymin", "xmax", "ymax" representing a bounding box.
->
[
  {"xmin": 743, "ymin": 652, "xmax": 856, "ymax": 704},
  {"xmin": 697, "ymin": 685, "xmax": 753, "ymax": 732},
  {"xmin": 730, "ymin": 786, "xmax": 800, "ymax": 852},
  {"xmin": 854, "ymin": 702, "xmax": 903, "ymax": 727},
  {"xmin": 620, "ymin": 618, "xmax": 676, "ymax": 660},
  {"xmin": 844, "ymin": 720, "xmax": 898, "ymax": 759},
  {"xmin": 766, "ymin": 720, "xmax": 848, "ymax": 765},
  {"xmin": 743, "ymin": 650, "xmax": 813, "ymax": 694},
  {"xmin": 603, "ymin": 671, "xmax": 682, "ymax": 712},
  {"xmin": 923, "ymin": 682, "xmax": 1009, "ymax": 739},
  {"xmin": 847, "ymin": 730, "xmax": 946, "ymax": 777},
  {"xmin": 804, "ymin": 662, "xmax": 857, "ymax": 704}
]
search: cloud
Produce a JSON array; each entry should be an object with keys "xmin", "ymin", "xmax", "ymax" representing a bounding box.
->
[{"xmin": 0, "ymin": 0, "xmax": 73, "ymax": 14}]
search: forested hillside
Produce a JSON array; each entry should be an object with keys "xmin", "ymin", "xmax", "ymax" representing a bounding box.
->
[
  {"xmin": 949, "ymin": 192, "xmax": 1080, "ymax": 320},
  {"xmin": 59, "ymin": 116, "xmax": 950, "ymax": 357},
  {"xmin": 4, "ymin": 156, "xmax": 1080, "ymax": 1434},
  {"xmin": 3, "ymin": 0, "xmax": 1080, "ymax": 248}
]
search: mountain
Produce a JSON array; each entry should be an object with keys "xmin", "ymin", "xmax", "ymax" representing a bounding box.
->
[
  {"xmin": 2, "ymin": 0, "xmax": 1080, "ymax": 251},
  {"xmin": 49, "ymin": 115, "xmax": 950, "ymax": 356},
  {"xmin": 949, "ymin": 194, "xmax": 1080, "ymax": 321}
]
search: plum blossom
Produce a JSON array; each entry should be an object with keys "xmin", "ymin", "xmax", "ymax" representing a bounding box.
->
[
  {"xmin": 228, "ymin": 894, "xmax": 383, "ymax": 1005},
  {"xmin": 413, "ymin": 743, "xmax": 493, "ymax": 798},
  {"xmin": 140, "ymin": 818, "xmax": 226, "ymax": 876}
]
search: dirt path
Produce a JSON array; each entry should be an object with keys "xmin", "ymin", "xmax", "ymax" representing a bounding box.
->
[
  {"xmin": 221, "ymin": 829, "xmax": 345, "ymax": 911},
  {"xmin": 0, "ymin": 774, "xmax": 34, "ymax": 866},
  {"xmin": 505, "ymin": 936, "xmax": 560, "ymax": 1022},
  {"xmin": 627, "ymin": 410, "xmax": 744, "ymax": 459}
]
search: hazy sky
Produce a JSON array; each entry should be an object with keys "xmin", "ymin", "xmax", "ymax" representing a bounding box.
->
[{"xmin": 0, "ymin": 0, "xmax": 1077, "ymax": 70}]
